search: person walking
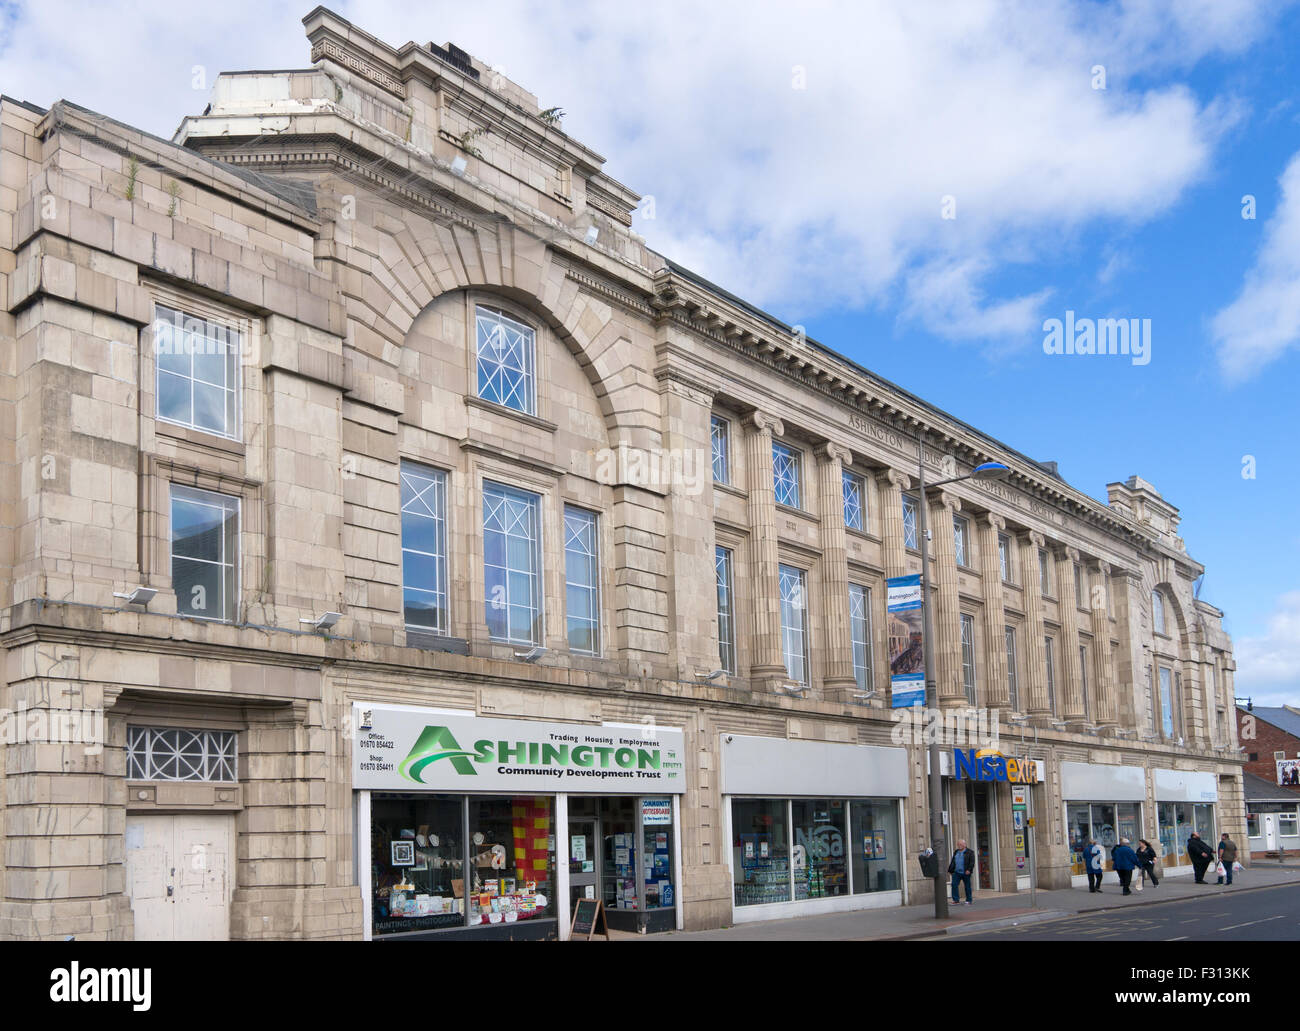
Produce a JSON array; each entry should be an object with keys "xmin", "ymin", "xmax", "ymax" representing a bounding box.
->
[
  {"xmin": 1187, "ymin": 832, "xmax": 1215, "ymax": 884},
  {"xmin": 948, "ymin": 839, "xmax": 976, "ymax": 905},
  {"xmin": 1083, "ymin": 838, "xmax": 1104, "ymax": 893},
  {"xmin": 1135, "ymin": 838, "xmax": 1160, "ymax": 887},
  {"xmin": 1112, "ymin": 837, "xmax": 1139, "ymax": 895},
  {"xmin": 1217, "ymin": 833, "xmax": 1238, "ymax": 886}
]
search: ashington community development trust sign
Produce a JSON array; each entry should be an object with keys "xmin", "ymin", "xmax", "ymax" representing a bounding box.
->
[{"xmin": 351, "ymin": 704, "xmax": 686, "ymax": 793}]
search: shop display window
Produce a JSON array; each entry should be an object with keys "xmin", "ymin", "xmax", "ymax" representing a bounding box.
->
[
  {"xmin": 467, "ymin": 796, "xmax": 555, "ymax": 925},
  {"xmin": 1117, "ymin": 803, "xmax": 1141, "ymax": 846},
  {"xmin": 792, "ymin": 799, "xmax": 848, "ymax": 899},
  {"xmin": 849, "ymin": 800, "xmax": 900, "ymax": 893},
  {"xmin": 1193, "ymin": 803, "xmax": 1216, "ymax": 844},
  {"xmin": 600, "ymin": 797, "xmax": 637, "ymax": 912},
  {"xmin": 642, "ymin": 801, "xmax": 675, "ymax": 910},
  {"xmin": 1067, "ymin": 803, "xmax": 1090, "ymax": 875},
  {"xmin": 1157, "ymin": 802, "xmax": 1180, "ymax": 866},
  {"xmin": 733, "ymin": 799, "xmax": 791, "ymax": 906},
  {"xmin": 371, "ymin": 794, "xmax": 465, "ymax": 935}
]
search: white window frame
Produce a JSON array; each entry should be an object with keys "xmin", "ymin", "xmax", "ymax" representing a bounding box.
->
[
  {"xmin": 1004, "ymin": 626, "xmax": 1018, "ymax": 710},
  {"xmin": 842, "ymin": 470, "xmax": 866, "ymax": 532},
  {"xmin": 772, "ymin": 443, "xmax": 802, "ymax": 509},
  {"xmin": 849, "ymin": 583, "xmax": 873, "ymax": 693},
  {"xmin": 563, "ymin": 505, "xmax": 601, "ymax": 655},
  {"xmin": 960, "ymin": 613, "xmax": 977, "ymax": 704},
  {"xmin": 400, "ymin": 461, "xmax": 450, "ymax": 635},
  {"xmin": 127, "ymin": 726, "xmax": 238, "ymax": 782},
  {"xmin": 153, "ymin": 303, "xmax": 243, "ymax": 441},
  {"xmin": 716, "ymin": 546, "xmax": 737, "ymax": 675},
  {"xmin": 1045, "ymin": 636, "xmax": 1057, "ymax": 713},
  {"xmin": 1152, "ymin": 590, "xmax": 1167, "ymax": 636},
  {"xmin": 711, "ymin": 415, "xmax": 730, "ymax": 485},
  {"xmin": 902, "ymin": 495, "xmax": 918, "ymax": 550},
  {"xmin": 954, "ymin": 515, "xmax": 970, "ymax": 568},
  {"xmin": 998, "ymin": 533, "xmax": 1013, "ymax": 584},
  {"xmin": 779, "ymin": 564, "xmax": 808, "ymax": 684},
  {"xmin": 482, "ymin": 480, "xmax": 544, "ymax": 646},
  {"xmin": 170, "ymin": 484, "xmax": 240, "ymax": 623},
  {"xmin": 475, "ymin": 304, "xmax": 537, "ymax": 416}
]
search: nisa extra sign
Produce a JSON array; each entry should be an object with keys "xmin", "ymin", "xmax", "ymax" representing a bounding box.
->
[{"xmin": 953, "ymin": 748, "xmax": 1039, "ymax": 784}]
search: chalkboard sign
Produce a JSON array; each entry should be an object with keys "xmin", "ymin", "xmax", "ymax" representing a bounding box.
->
[{"xmin": 569, "ymin": 898, "xmax": 609, "ymax": 940}]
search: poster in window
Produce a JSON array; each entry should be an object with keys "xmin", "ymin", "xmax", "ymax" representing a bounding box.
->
[
  {"xmin": 391, "ymin": 841, "xmax": 415, "ymax": 866},
  {"xmin": 872, "ymin": 830, "xmax": 887, "ymax": 860}
]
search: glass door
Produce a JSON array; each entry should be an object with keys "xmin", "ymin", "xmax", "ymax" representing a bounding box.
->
[{"xmin": 568, "ymin": 819, "xmax": 598, "ymax": 912}]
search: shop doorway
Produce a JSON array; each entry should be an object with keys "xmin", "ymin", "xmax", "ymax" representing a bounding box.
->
[
  {"xmin": 965, "ymin": 782, "xmax": 999, "ymax": 892},
  {"xmin": 567, "ymin": 819, "xmax": 599, "ymax": 911},
  {"xmin": 125, "ymin": 813, "xmax": 233, "ymax": 940},
  {"xmin": 566, "ymin": 796, "xmax": 677, "ymax": 933}
]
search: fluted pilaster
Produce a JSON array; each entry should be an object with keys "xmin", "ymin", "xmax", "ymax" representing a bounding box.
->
[
  {"xmin": 818, "ymin": 442, "xmax": 856, "ymax": 693},
  {"xmin": 879, "ymin": 468, "xmax": 911, "ymax": 579},
  {"xmin": 746, "ymin": 412, "xmax": 786, "ymax": 677},
  {"xmin": 978, "ymin": 513, "xmax": 1008, "ymax": 708},
  {"xmin": 1018, "ymin": 530, "xmax": 1050, "ymax": 715},
  {"xmin": 929, "ymin": 489, "xmax": 964, "ymax": 707},
  {"xmin": 1056, "ymin": 546, "xmax": 1085, "ymax": 720},
  {"xmin": 1090, "ymin": 559, "xmax": 1118, "ymax": 727}
]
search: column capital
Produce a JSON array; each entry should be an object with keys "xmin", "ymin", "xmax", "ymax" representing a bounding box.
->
[
  {"xmin": 981, "ymin": 511, "xmax": 1006, "ymax": 532},
  {"xmin": 882, "ymin": 467, "xmax": 912, "ymax": 490},
  {"xmin": 1091, "ymin": 558, "xmax": 1111, "ymax": 577},
  {"xmin": 1061, "ymin": 546, "xmax": 1080, "ymax": 563},
  {"xmin": 749, "ymin": 411, "xmax": 785, "ymax": 437},
  {"xmin": 928, "ymin": 488, "xmax": 960, "ymax": 513},
  {"xmin": 1019, "ymin": 529, "xmax": 1045, "ymax": 548},
  {"xmin": 817, "ymin": 441, "xmax": 853, "ymax": 467}
]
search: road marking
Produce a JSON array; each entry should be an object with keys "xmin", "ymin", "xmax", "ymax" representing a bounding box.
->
[
  {"xmin": 1218, "ymin": 915, "xmax": 1284, "ymax": 931},
  {"xmin": 1166, "ymin": 935, "xmax": 1188, "ymax": 941}
]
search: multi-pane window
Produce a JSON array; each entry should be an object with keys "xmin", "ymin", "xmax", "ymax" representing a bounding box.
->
[
  {"xmin": 564, "ymin": 507, "xmax": 600, "ymax": 654},
  {"xmin": 849, "ymin": 584, "xmax": 872, "ymax": 693},
  {"xmin": 1039, "ymin": 549, "xmax": 1052, "ymax": 596},
  {"xmin": 711, "ymin": 416, "xmax": 730, "ymax": 484},
  {"xmin": 170, "ymin": 485, "xmax": 239, "ymax": 622},
  {"xmin": 716, "ymin": 547, "xmax": 736, "ymax": 674},
  {"xmin": 475, "ymin": 305, "xmax": 536, "ymax": 415},
  {"xmin": 127, "ymin": 726, "xmax": 237, "ymax": 782},
  {"xmin": 1044, "ymin": 636, "xmax": 1057, "ymax": 712},
  {"xmin": 1146, "ymin": 665, "xmax": 1157, "ymax": 734},
  {"xmin": 400, "ymin": 462, "xmax": 448, "ymax": 634},
  {"xmin": 960, "ymin": 613, "xmax": 976, "ymax": 703},
  {"xmin": 772, "ymin": 443, "xmax": 801, "ymax": 508},
  {"xmin": 842, "ymin": 471, "xmax": 865, "ymax": 531},
  {"xmin": 998, "ymin": 533, "xmax": 1012, "ymax": 583},
  {"xmin": 483, "ymin": 482, "xmax": 543, "ymax": 645},
  {"xmin": 779, "ymin": 564, "xmax": 808, "ymax": 683},
  {"xmin": 953, "ymin": 516, "xmax": 970, "ymax": 568},
  {"xmin": 154, "ymin": 305, "xmax": 241, "ymax": 439},
  {"xmin": 902, "ymin": 495, "xmax": 918, "ymax": 549},
  {"xmin": 1074, "ymin": 563, "xmax": 1083, "ymax": 608},
  {"xmin": 1005, "ymin": 626, "xmax": 1019, "ymax": 709},
  {"xmin": 1158, "ymin": 666, "xmax": 1174, "ymax": 737},
  {"xmin": 1079, "ymin": 643, "xmax": 1090, "ymax": 718},
  {"xmin": 1152, "ymin": 590, "xmax": 1166, "ymax": 635}
]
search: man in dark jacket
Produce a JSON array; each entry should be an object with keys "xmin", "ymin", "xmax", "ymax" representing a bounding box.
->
[
  {"xmin": 1187, "ymin": 832, "xmax": 1215, "ymax": 883},
  {"xmin": 1217, "ymin": 834, "xmax": 1238, "ymax": 886},
  {"xmin": 948, "ymin": 839, "xmax": 976, "ymax": 905},
  {"xmin": 1082, "ymin": 838, "xmax": 1104, "ymax": 893},
  {"xmin": 1112, "ymin": 838, "xmax": 1139, "ymax": 895}
]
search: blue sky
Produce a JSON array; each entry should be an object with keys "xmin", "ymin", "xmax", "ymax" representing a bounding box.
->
[{"xmin": 2, "ymin": 0, "xmax": 1297, "ymax": 703}]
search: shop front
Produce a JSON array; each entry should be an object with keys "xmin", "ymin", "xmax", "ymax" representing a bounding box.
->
[
  {"xmin": 1154, "ymin": 769, "xmax": 1218, "ymax": 874},
  {"xmin": 352, "ymin": 703, "xmax": 686, "ymax": 939},
  {"xmin": 1060, "ymin": 761, "xmax": 1146, "ymax": 884},
  {"xmin": 721, "ymin": 734, "xmax": 908, "ymax": 922}
]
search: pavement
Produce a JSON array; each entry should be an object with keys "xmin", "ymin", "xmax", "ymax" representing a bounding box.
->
[{"xmin": 622, "ymin": 864, "xmax": 1300, "ymax": 941}]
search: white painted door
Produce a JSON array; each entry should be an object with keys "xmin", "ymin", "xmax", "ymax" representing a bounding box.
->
[
  {"xmin": 1264, "ymin": 814, "xmax": 1279, "ymax": 852},
  {"xmin": 126, "ymin": 813, "xmax": 233, "ymax": 940}
]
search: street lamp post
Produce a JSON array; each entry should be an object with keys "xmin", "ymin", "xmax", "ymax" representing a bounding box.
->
[{"xmin": 915, "ymin": 428, "xmax": 1011, "ymax": 920}]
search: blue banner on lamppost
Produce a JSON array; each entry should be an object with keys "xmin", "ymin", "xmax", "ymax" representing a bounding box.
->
[{"xmin": 887, "ymin": 574, "xmax": 925, "ymax": 708}]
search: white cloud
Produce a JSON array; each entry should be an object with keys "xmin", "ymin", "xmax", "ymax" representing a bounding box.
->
[
  {"xmin": 1234, "ymin": 591, "xmax": 1300, "ymax": 707},
  {"xmin": 0, "ymin": 0, "xmax": 1281, "ymax": 348},
  {"xmin": 1211, "ymin": 152, "xmax": 1300, "ymax": 382}
]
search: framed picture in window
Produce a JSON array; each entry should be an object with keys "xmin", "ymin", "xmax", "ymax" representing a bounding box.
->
[{"xmin": 391, "ymin": 841, "xmax": 415, "ymax": 866}]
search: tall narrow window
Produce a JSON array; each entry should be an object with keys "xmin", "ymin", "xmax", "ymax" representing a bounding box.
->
[
  {"xmin": 998, "ymin": 533, "xmax": 1012, "ymax": 583},
  {"xmin": 716, "ymin": 547, "xmax": 736, "ymax": 674},
  {"xmin": 564, "ymin": 506, "xmax": 600, "ymax": 654},
  {"xmin": 483, "ymin": 482, "xmax": 542, "ymax": 645},
  {"xmin": 902, "ymin": 495, "xmax": 918, "ymax": 549},
  {"xmin": 1074, "ymin": 563, "xmax": 1083, "ymax": 608},
  {"xmin": 779, "ymin": 564, "xmax": 808, "ymax": 684},
  {"xmin": 154, "ymin": 305, "xmax": 241, "ymax": 439},
  {"xmin": 1044, "ymin": 636, "xmax": 1057, "ymax": 713},
  {"xmin": 475, "ymin": 305, "xmax": 536, "ymax": 415},
  {"xmin": 843, "ymin": 470, "xmax": 865, "ymax": 531},
  {"xmin": 1079, "ymin": 643, "xmax": 1090, "ymax": 719},
  {"xmin": 1146, "ymin": 665, "xmax": 1157, "ymax": 734},
  {"xmin": 1005, "ymin": 626, "xmax": 1019, "ymax": 709},
  {"xmin": 1039, "ymin": 549, "xmax": 1051, "ymax": 597},
  {"xmin": 170, "ymin": 485, "xmax": 239, "ymax": 622},
  {"xmin": 711, "ymin": 416, "xmax": 730, "ymax": 484},
  {"xmin": 960, "ymin": 613, "xmax": 977, "ymax": 704},
  {"xmin": 1158, "ymin": 666, "xmax": 1174, "ymax": 737},
  {"xmin": 1152, "ymin": 590, "xmax": 1166, "ymax": 635},
  {"xmin": 772, "ymin": 443, "xmax": 801, "ymax": 508},
  {"xmin": 849, "ymin": 583, "xmax": 872, "ymax": 693},
  {"xmin": 954, "ymin": 516, "xmax": 970, "ymax": 568},
  {"xmin": 400, "ymin": 462, "xmax": 449, "ymax": 634}
]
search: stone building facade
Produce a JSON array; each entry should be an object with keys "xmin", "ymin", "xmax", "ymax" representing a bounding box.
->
[{"xmin": 0, "ymin": 7, "xmax": 1242, "ymax": 939}]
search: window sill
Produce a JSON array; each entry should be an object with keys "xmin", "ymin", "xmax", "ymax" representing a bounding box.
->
[
  {"xmin": 845, "ymin": 526, "xmax": 879, "ymax": 545},
  {"xmin": 713, "ymin": 481, "xmax": 748, "ymax": 501},
  {"xmin": 775, "ymin": 503, "xmax": 816, "ymax": 522},
  {"xmin": 464, "ymin": 395, "xmax": 557, "ymax": 433},
  {"xmin": 156, "ymin": 420, "xmax": 246, "ymax": 457},
  {"xmin": 406, "ymin": 630, "xmax": 470, "ymax": 655}
]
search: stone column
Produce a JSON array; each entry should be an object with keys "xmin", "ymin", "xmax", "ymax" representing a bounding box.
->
[
  {"xmin": 1090, "ymin": 559, "xmax": 1118, "ymax": 728},
  {"xmin": 1018, "ymin": 530, "xmax": 1050, "ymax": 716},
  {"xmin": 746, "ymin": 412, "xmax": 787, "ymax": 679},
  {"xmin": 817, "ymin": 442, "xmax": 857, "ymax": 697},
  {"xmin": 929, "ymin": 488, "xmax": 964, "ymax": 708},
  {"xmin": 977, "ymin": 513, "xmax": 1008, "ymax": 708},
  {"xmin": 879, "ymin": 467, "xmax": 911, "ymax": 579},
  {"xmin": 1056, "ymin": 546, "xmax": 1086, "ymax": 722}
]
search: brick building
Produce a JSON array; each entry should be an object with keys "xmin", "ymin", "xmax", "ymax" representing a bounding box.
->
[
  {"xmin": 1236, "ymin": 706, "xmax": 1300, "ymax": 856},
  {"xmin": 0, "ymin": 7, "xmax": 1243, "ymax": 939}
]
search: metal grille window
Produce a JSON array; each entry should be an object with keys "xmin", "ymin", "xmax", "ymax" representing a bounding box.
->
[
  {"xmin": 400, "ymin": 462, "xmax": 448, "ymax": 634},
  {"xmin": 849, "ymin": 584, "xmax": 872, "ymax": 693},
  {"xmin": 716, "ymin": 547, "xmax": 736, "ymax": 674},
  {"xmin": 170, "ymin": 484, "xmax": 239, "ymax": 622},
  {"xmin": 954, "ymin": 516, "xmax": 970, "ymax": 568},
  {"xmin": 902, "ymin": 495, "xmax": 918, "ymax": 549},
  {"xmin": 711, "ymin": 416, "xmax": 730, "ymax": 484},
  {"xmin": 960, "ymin": 614, "xmax": 977, "ymax": 704},
  {"xmin": 1079, "ymin": 643, "xmax": 1090, "ymax": 719},
  {"xmin": 842, "ymin": 471, "xmax": 865, "ymax": 531},
  {"xmin": 483, "ymin": 481, "xmax": 543, "ymax": 645},
  {"xmin": 127, "ymin": 726, "xmax": 237, "ymax": 782},
  {"xmin": 475, "ymin": 305, "xmax": 536, "ymax": 415},
  {"xmin": 1045, "ymin": 636, "xmax": 1057, "ymax": 713},
  {"xmin": 1152, "ymin": 590, "xmax": 1166, "ymax": 635},
  {"xmin": 779, "ymin": 564, "xmax": 808, "ymax": 684},
  {"xmin": 998, "ymin": 533, "xmax": 1012, "ymax": 583},
  {"xmin": 564, "ymin": 506, "xmax": 600, "ymax": 654},
  {"xmin": 1005, "ymin": 626, "xmax": 1019, "ymax": 709},
  {"xmin": 153, "ymin": 304, "xmax": 241, "ymax": 440},
  {"xmin": 772, "ymin": 443, "xmax": 801, "ymax": 508}
]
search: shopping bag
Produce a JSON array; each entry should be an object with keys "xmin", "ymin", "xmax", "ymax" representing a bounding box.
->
[
  {"xmin": 1215, "ymin": 861, "xmax": 1226, "ymax": 878},
  {"xmin": 1134, "ymin": 874, "xmax": 1144, "ymax": 892},
  {"xmin": 1233, "ymin": 861, "xmax": 1243, "ymax": 872}
]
